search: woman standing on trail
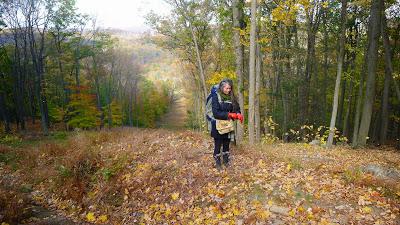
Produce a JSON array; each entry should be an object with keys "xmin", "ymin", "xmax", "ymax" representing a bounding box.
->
[{"xmin": 211, "ymin": 78, "xmax": 243, "ymax": 169}]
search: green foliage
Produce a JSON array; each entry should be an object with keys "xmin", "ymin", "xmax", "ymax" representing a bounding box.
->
[
  {"xmin": 57, "ymin": 165, "xmax": 72, "ymax": 178},
  {"xmin": 185, "ymin": 110, "xmax": 201, "ymax": 130},
  {"xmin": 132, "ymin": 79, "xmax": 169, "ymax": 127},
  {"xmin": 103, "ymin": 101, "xmax": 123, "ymax": 127},
  {"xmin": 0, "ymin": 135, "xmax": 22, "ymax": 147},
  {"xmin": 51, "ymin": 131, "xmax": 68, "ymax": 140},
  {"xmin": 66, "ymin": 86, "xmax": 100, "ymax": 129}
]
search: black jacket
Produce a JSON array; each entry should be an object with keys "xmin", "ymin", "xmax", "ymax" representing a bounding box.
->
[{"xmin": 210, "ymin": 92, "xmax": 241, "ymax": 139}]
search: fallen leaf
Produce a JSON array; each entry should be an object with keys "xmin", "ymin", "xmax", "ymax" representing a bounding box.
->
[
  {"xmin": 86, "ymin": 212, "xmax": 96, "ymax": 222},
  {"xmin": 98, "ymin": 215, "xmax": 108, "ymax": 222},
  {"xmin": 171, "ymin": 192, "xmax": 180, "ymax": 201}
]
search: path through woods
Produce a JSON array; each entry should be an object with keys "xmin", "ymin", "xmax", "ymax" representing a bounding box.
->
[{"xmin": 157, "ymin": 95, "xmax": 188, "ymax": 129}]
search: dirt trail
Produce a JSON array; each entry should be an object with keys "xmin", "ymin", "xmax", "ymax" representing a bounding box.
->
[{"xmin": 157, "ymin": 95, "xmax": 188, "ymax": 129}]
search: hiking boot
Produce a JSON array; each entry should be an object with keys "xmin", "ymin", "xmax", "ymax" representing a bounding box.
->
[
  {"xmin": 222, "ymin": 153, "xmax": 230, "ymax": 167},
  {"xmin": 214, "ymin": 155, "xmax": 222, "ymax": 169}
]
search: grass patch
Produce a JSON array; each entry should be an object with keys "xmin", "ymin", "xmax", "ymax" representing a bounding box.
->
[
  {"xmin": 342, "ymin": 168, "xmax": 363, "ymax": 183},
  {"xmin": 51, "ymin": 131, "xmax": 68, "ymax": 141},
  {"xmin": 19, "ymin": 184, "xmax": 33, "ymax": 193},
  {"xmin": 0, "ymin": 135, "xmax": 22, "ymax": 148},
  {"xmin": 0, "ymin": 152, "xmax": 19, "ymax": 170}
]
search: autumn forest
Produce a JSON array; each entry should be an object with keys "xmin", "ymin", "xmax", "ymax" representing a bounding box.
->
[{"xmin": 0, "ymin": 0, "xmax": 399, "ymax": 224}]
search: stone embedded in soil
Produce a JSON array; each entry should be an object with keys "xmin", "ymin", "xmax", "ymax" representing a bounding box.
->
[{"xmin": 269, "ymin": 205, "xmax": 290, "ymax": 216}]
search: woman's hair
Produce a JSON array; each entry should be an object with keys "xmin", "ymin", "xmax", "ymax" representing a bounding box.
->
[{"xmin": 219, "ymin": 78, "xmax": 239, "ymax": 112}]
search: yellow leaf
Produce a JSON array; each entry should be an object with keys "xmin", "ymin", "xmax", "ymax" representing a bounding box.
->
[
  {"xmin": 268, "ymin": 200, "xmax": 273, "ymax": 206},
  {"xmin": 256, "ymin": 209, "xmax": 270, "ymax": 219},
  {"xmin": 362, "ymin": 206, "xmax": 372, "ymax": 214},
  {"xmin": 2, "ymin": 223, "xmax": 10, "ymax": 225},
  {"xmin": 98, "ymin": 215, "xmax": 108, "ymax": 222},
  {"xmin": 86, "ymin": 212, "xmax": 96, "ymax": 222},
  {"xmin": 233, "ymin": 208, "xmax": 240, "ymax": 216},
  {"xmin": 286, "ymin": 164, "xmax": 292, "ymax": 172},
  {"xmin": 319, "ymin": 218, "xmax": 330, "ymax": 225},
  {"xmin": 165, "ymin": 208, "xmax": 172, "ymax": 216},
  {"xmin": 171, "ymin": 192, "xmax": 180, "ymax": 201},
  {"xmin": 288, "ymin": 209, "xmax": 296, "ymax": 217}
]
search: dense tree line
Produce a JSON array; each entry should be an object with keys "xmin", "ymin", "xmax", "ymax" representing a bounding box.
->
[
  {"xmin": 147, "ymin": 0, "xmax": 400, "ymax": 148},
  {"xmin": 0, "ymin": 0, "xmax": 172, "ymax": 134}
]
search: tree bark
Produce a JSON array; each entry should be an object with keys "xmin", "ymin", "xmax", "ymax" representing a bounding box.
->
[
  {"xmin": 356, "ymin": 0, "xmax": 382, "ymax": 147},
  {"xmin": 380, "ymin": 12, "xmax": 392, "ymax": 145},
  {"xmin": 327, "ymin": 0, "xmax": 347, "ymax": 148},
  {"xmin": 248, "ymin": 0, "xmax": 257, "ymax": 144},
  {"xmin": 0, "ymin": 72, "xmax": 11, "ymax": 133},
  {"xmin": 343, "ymin": 21, "xmax": 358, "ymax": 138},
  {"xmin": 232, "ymin": 0, "xmax": 245, "ymax": 144},
  {"xmin": 322, "ymin": 9, "xmax": 329, "ymax": 124},
  {"xmin": 300, "ymin": 4, "xmax": 321, "ymax": 124},
  {"xmin": 255, "ymin": 41, "xmax": 261, "ymax": 142}
]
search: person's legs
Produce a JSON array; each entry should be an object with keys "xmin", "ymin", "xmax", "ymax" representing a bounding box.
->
[
  {"xmin": 214, "ymin": 138, "xmax": 222, "ymax": 168},
  {"xmin": 222, "ymin": 138, "xmax": 230, "ymax": 166}
]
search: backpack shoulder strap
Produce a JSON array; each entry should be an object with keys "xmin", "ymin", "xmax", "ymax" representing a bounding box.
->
[{"xmin": 216, "ymin": 92, "xmax": 222, "ymax": 104}]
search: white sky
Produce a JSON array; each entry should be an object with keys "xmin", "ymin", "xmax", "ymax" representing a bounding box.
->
[{"xmin": 75, "ymin": 0, "xmax": 171, "ymax": 31}]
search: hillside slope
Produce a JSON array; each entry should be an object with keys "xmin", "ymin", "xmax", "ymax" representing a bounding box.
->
[{"xmin": 0, "ymin": 128, "xmax": 399, "ymax": 224}]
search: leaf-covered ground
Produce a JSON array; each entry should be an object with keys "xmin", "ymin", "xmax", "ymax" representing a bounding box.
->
[{"xmin": 0, "ymin": 128, "xmax": 399, "ymax": 224}]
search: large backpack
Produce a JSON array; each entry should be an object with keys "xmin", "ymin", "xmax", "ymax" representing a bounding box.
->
[{"xmin": 205, "ymin": 84, "xmax": 221, "ymax": 131}]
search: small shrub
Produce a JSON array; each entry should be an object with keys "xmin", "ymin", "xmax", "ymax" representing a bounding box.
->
[
  {"xmin": 101, "ymin": 168, "xmax": 114, "ymax": 181},
  {"xmin": 57, "ymin": 165, "xmax": 72, "ymax": 178},
  {"xmin": 343, "ymin": 168, "xmax": 363, "ymax": 183},
  {"xmin": 0, "ymin": 135, "xmax": 22, "ymax": 147},
  {"xmin": 52, "ymin": 131, "xmax": 68, "ymax": 141}
]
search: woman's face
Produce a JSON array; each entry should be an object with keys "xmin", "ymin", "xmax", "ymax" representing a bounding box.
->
[{"xmin": 222, "ymin": 84, "xmax": 231, "ymax": 95}]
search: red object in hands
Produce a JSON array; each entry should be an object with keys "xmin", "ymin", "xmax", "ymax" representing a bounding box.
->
[
  {"xmin": 236, "ymin": 113, "xmax": 244, "ymax": 123},
  {"xmin": 228, "ymin": 112, "xmax": 238, "ymax": 120}
]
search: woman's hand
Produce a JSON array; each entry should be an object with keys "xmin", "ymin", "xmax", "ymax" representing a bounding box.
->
[
  {"xmin": 236, "ymin": 113, "xmax": 244, "ymax": 123},
  {"xmin": 228, "ymin": 112, "xmax": 238, "ymax": 120}
]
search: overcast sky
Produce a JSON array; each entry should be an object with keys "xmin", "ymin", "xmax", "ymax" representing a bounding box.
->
[{"xmin": 76, "ymin": 0, "xmax": 171, "ymax": 31}]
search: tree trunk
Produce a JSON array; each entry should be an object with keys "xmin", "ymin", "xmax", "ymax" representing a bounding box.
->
[
  {"xmin": 248, "ymin": 0, "xmax": 257, "ymax": 144},
  {"xmin": 232, "ymin": 0, "xmax": 245, "ymax": 144},
  {"xmin": 0, "ymin": 72, "xmax": 11, "ymax": 133},
  {"xmin": 255, "ymin": 41, "xmax": 261, "ymax": 142},
  {"xmin": 380, "ymin": 12, "xmax": 392, "ymax": 145},
  {"xmin": 337, "ymin": 75, "xmax": 347, "ymax": 130},
  {"xmin": 356, "ymin": 0, "xmax": 382, "ymax": 147},
  {"xmin": 92, "ymin": 58, "xmax": 104, "ymax": 129},
  {"xmin": 343, "ymin": 78, "xmax": 354, "ymax": 138},
  {"xmin": 322, "ymin": 10, "xmax": 329, "ymax": 124},
  {"xmin": 301, "ymin": 33, "xmax": 317, "ymax": 124},
  {"xmin": 352, "ymin": 49, "xmax": 367, "ymax": 146},
  {"xmin": 343, "ymin": 21, "xmax": 358, "ymax": 138},
  {"xmin": 189, "ymin": 23, "xmax": 207, "ymax": 102},
  {"xmin": 327, "ymin": 0, "xmax": 347, "ymax": 148}
]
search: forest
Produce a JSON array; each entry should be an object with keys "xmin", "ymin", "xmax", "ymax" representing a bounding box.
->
[
  {"xmin": 0, "ymin": 0, "xmax": 399, "ymax": 224},
  {"xmin": 0, "ymin": 0, "xmax": 399, "ymax": 148},
  {"xmin": 147, "ymin": 0, "xmax": 400, "ymax": 148},
  {"xmin": 0, "ymin": 0, "xmax": 174, "ymax": 135}
]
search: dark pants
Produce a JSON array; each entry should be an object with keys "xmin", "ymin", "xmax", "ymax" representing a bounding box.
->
[{"xmin": 214, "ymin": 138, "xmax": 230, "ymax": 167}]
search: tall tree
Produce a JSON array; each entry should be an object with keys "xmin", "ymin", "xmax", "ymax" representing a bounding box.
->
[
  {"xmin": 355, "ymin": 0, "xmax": 383, "ymax": 147},
  {"xmin": 248, "ymin": 0, "xmax": 257, "ymax": 144},
  {"xmin": 379, "ymin": 10, "xmax": 393, "ymax": 145},
  {"xmin": 232, "ymin": 0, "xmax": 245, "ymax": 144},
  {"xmin": 327, "ymin": 0, "xmax": 348, "ymax": 147},
  {"xmin": 299, "ymin": 0, "xmax": 322, "ymax": 124}
]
